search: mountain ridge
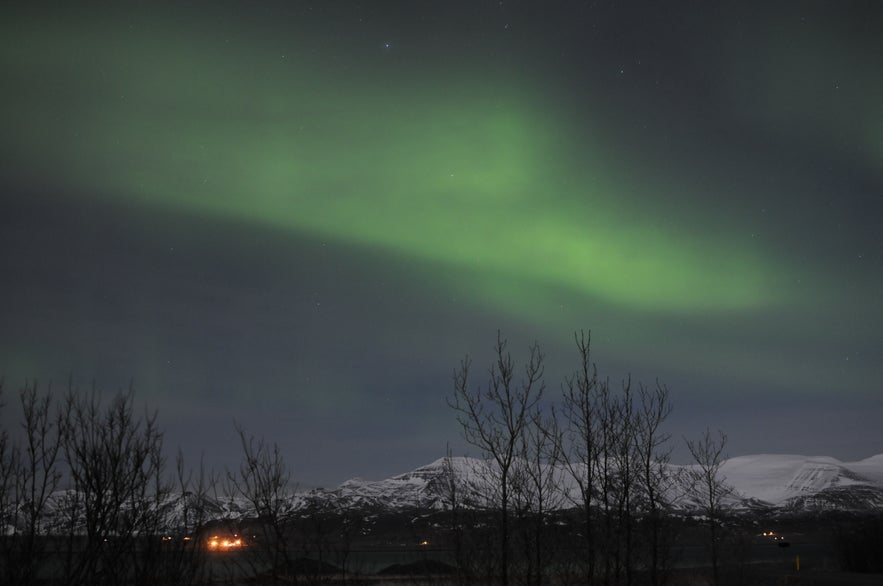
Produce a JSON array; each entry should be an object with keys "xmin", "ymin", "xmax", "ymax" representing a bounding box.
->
[
  {"xmin": 308, "ymin": 453, "xmax": 883, "ymax": 515},
  {"xmin": 20, "ymin": 453, "xmax": 882, "ymax": 537}
]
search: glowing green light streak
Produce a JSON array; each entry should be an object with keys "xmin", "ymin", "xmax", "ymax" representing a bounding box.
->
[{"xmin": 2, "ymin": 15, "xmax": 782, "ymax": 315}]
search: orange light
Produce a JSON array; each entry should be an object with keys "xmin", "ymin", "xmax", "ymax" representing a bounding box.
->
[{"xmin": 207, "ymin": 534, "xmax": 245, "ymax": 550}]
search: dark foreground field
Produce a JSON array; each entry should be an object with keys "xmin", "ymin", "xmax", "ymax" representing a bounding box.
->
[
  {"xmin": 8, "ymin": 549, "xmax": 883, "ymax": 586},
  {"xmin": 224, "ymin": 563, "xmax": 883, "ymax": 586},
  {"xmin": 270, "ymin": 512, "xmax": 883, "ymax": 586},
  {"xmin": 5, "ymin": 511, "xmax": 882, "ymax": 585}
]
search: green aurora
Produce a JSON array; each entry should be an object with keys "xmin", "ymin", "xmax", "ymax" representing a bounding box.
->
[
  {"xmin": 1, "ymin": 3, "xmax": 880, "ymax": 483},
  {"xmin": 3, "ymin": 12, "xmax": 791, "ymax": 317}
]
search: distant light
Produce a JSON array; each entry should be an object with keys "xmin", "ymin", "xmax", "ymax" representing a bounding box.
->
[{"xmin": 207, "ymin": 534, "xmax": 245, "ymax": 550}]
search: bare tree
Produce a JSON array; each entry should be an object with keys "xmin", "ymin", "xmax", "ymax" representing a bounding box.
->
[
  {"xmin": 440, "ymin": 444, "xmax": 471, "ymax": 584},
  {"xmin": 557, "ymin": 333, "xmax": 627, "ymax": 585},
  {"xmin": 593, "ymin": 377, "xmax": 623, "ymax": 585},
  {"xmin": 141, "ymin": 450, "xmax": 216, "ymax": 586},
  {"xmin": 448, "ymin": 332, "xmax": 545, "ymax": 586},
  {"xmin": 3, "ymin": 382, "xmax": 63, "ymax": 586},
  {"xmin": 228, "ymin": 423, "xmax": 296, "ymax": 584},
  {"xmin": 556, "ymin": 332, "xmax": 678, "ymax": 586},
  {"xmin": 0, "ymin": 381, "xmax": 224, "ymax": 586},
  {"xmin": 513, "ymin": 407, "xmax": 564, "ymax": 586},
  {"xmin": 0, "ymin": 381, "xmax": 17, "ymax": 585},
  {"xmin": 609, "ymin": 377, "xmax": 638, "ymax": 586},
  {"xmin": 557, "ymin": 331, "xmax": 600, "ymax": 582},
  {"xmin": 634, "ymin": 382, "xmax": 673, "ymax": 586},
  {"xmin": 58, "ymin": 385, "xmax": 167, "ymax": 586},
  {"xmin": 685, "ymin": 428, "xmax": 732, "ymax": 586}
]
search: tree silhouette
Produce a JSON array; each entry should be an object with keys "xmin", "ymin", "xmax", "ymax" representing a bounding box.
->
[
  {"xmin": 449, "ymin": 332, "xmax": 545, "ymax": 586},
  {"xmin": 686, "ymin": 427, "xmax": 732, "ymax": 586}
]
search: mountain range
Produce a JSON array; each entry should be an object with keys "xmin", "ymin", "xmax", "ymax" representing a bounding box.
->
[
  {"xmin": 298, "ymin": 453, "xmax": 883, "ymax": 515},
  {"xmin": 26, "ymin": 453, "xmax": 883, "ymax": 537}
]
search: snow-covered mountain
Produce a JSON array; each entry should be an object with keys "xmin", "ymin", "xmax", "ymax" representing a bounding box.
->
[
  {"xmin": 312, "ymin": 454, "xmax": 883, "ymax": 515},
  {"xmin": 301, "ymin": 457, "xmax": 489, "ymax": 512},
  {"xmin": 22, "ymin": 454, "xmax": 882, "ymax": 536},
  {"xmin": 710, "ymin": 454, "xmax": 883, "ymax": 512}
]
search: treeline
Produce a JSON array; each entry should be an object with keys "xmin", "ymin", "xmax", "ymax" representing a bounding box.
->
[
  {"xmin": 445, "ymin": 332, "xmax": 731, "ymax": 586},
  {"xmin": 0, "ymin": 332, "xmax": 740, "ymax": 586},
  {"xmin": 0, "ymin": 380, "xmax": 359, "ymax": 586},
  {"xmin": 0, "ymin": 381, "xmax": 209, "ymax": 585}
]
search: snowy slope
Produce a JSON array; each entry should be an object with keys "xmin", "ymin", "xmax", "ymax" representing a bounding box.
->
[
  {"xmin": 318, "ymin": 457, "xmax": 495, "ymax": 511},
  {"xmin": 720, "ymin": 454, "xmax": 846, "ymax": 505},
  {"xmin": 717, "ymin": 454, "xmax": 883, "ymax": 509},
  {"xmin": 325, "ymin": 453, "xmax": 883, "ymax": 514},
  {"xmin": 25, "ymin": 453, "xmax": 882, "ymax": 536},
  {"xmin": 846, "ymin": 454, "xmax": 883, "ymax": 484}
]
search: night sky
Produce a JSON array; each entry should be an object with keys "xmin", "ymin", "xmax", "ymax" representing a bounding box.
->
[{"xmin": 1, "ymin": 1, "xmax": 880, "ymax": 487}]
